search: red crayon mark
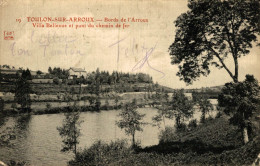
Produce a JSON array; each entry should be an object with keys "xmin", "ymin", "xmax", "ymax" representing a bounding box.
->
[{"xmin": 4, "ymin": 31, "xmax": 14, "ymax": 40}]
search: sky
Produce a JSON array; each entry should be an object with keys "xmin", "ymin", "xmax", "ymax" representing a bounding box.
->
[{"xmin": 0, "ymin": 0, "xmax": 259, "ymax": 89}]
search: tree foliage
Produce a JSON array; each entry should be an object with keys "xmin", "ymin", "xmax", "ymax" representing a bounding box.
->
[
  {"xmin": 14, "ymin": 70, "xmax": 32, "ymax": 112},
  {"xmin": 167, "ymin": 89, "xmax": 194, "ymax": 129},
  {"xmin": 116, "ymin": 100, "xmax": 146, "ymax": 147},
  {"xmin": 169, "ymin": 0, "xmax": 259, "ymax": 84},
  {"xmin": 36, "ymin": 70, "xmax": 43, "ymax": 75},
  {"xmin": 57, "ymin": 105, "xmax": 83, "ymax": 156},
  {"xmin": 152, "ymin": 88, "xmax": 170, "ymax": 128},
  {"xmin": 193, "ymin": 93, "xmax": 214, "ymax": 123},
  {"xmin": 218, "ymin": 75, "xmax": 259, "ymax": 136}
]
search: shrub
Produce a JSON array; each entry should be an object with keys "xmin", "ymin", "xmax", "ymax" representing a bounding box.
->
[
  {"xmin": 45, "ymin": 103, "xmax": 52, "ymax": 111},
  {"xmin": 176, "ymin": 122, "xmax": 187, "ymax": 132},
  {"xmin": 69, "ymin": 139, "xmax": 131, "ymax": 166},
  {"xmin": 188, "ymin": 119, "xmax": 197, "ymax": 129},
  {"xmin": 159, "ymin": 126, "xmax": 176, "ymax": 143},
  {"xmin": 53, "ymin": 77, "xmax": 60, "ymax": 85}
]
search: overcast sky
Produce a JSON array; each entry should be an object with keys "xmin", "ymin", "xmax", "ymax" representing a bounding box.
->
[{"xmin": 1, "ymin": 0, "xmax": 259, "ymax": 89}]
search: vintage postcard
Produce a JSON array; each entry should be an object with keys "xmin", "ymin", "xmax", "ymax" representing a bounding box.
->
[{"xmin": 0, "ymin": 0, "xmax": 259, "ymax": 165}]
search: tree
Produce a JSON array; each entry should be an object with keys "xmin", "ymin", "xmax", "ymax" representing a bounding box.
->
[
  {"xmin": 169, "ymin": 0, "xmax": 259, "ymax": 84},
  {"xmin": 114, "ymin": 96, "xmax": 119, "ymax": 109},
  {"xmin": 45, "ymin": 103, "xmax": 52, "ymax": 112},
  {"xmin": 36, "ymin": 70, "xmax": 43, "ymax": 75},
  {"xmin": 169, "ymin": 0, "xmax": 259, "ymax": 143},
  {"xmin": 105, "ymin": 99, "xmax": 109, "ymax": 110},
  {"xmin": 218, "ymin": 75, "xmax": 259, "ymax": 143},
  {"xmin": 95, "ymin": 68, "xmax": 101, "ymax": 96},
  {"xmin": 193, "ymin": 93, "xmax": 214, "ymax": 123},
  {"xmin": 95, "ymin": 68, "xmax": 101, "ymax": 111},
  {"xmin": 152, "ymin": 88, "xmax": 170, "ymax": 129},
  {"xmin": 48, "ymin": 67, "xmax": 52, "ymax": 74},
  {"xmin": 57, "ymin": 105, "xmax": 83, "ymax": 156},
  {"xmin": 23, "ymin": 69, "xmax": 32, "ymax": 80},
  {"xmin": 14, "ymin": 70, "xmax": 31, "ymax": 112},
  {"xmin": 152, "ymin": 104, "xmax": 170, "ymax": 129},
  {"xmin": 167, "ymin": 89, "xmax": 194, "ymax": 130},
  {"xmin": 87, "ymin": 96, "xmax": 95, "ymax": 107},
  {"xmin": 53, "ymin": 77, "xmax": 60, "ymax": 85},
  {"xmin": 198, "ymin": 97, "xmax": 214, "ymax": 123},
  {"xmin": 2, "ymin": 64, "xmax": 10, "ymax": 69},
  {"xmin": 95, "ymin": 97, "xmax": 101, "ymax": 111},
  {"xmin": 116, "ymin": 101, "xmax": 146, "ymax": 147}
]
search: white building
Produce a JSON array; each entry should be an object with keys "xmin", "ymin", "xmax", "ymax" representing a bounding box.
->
[{"xmin": 68, "ymin": 67, "xmax": 87, "ymax": 79}]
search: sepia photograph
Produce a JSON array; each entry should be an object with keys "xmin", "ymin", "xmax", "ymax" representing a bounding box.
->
[{"xmin": 0, "ymin": 0, "xmax": 260, "ymax": 165}]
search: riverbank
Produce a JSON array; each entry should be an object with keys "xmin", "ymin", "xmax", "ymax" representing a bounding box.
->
[
  {"xmin": 2, "ymin": 100, "xmax": 157, "ymax": 116},
  {"xmin": 0, "ymin": 108, "xmax": 173, "ymax": 165},
  {"xmin": 1, "ymin": 91, "xmax": 160, "ymax": 114},
  {"xmin": 70, "ymin": 115, "xmax": 260, "ymax": 166}
]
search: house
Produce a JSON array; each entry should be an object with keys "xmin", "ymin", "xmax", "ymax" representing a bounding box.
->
[{"xmin": 68, "ymin": 67, "xmax": 87, "ymax": 79}]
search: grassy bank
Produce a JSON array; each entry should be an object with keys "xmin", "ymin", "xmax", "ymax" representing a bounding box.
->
[
  {"xmin": 2, "ymin": 100, "xmax": 154, "ymax": 115},
  {"xmin": 69, "ymin": 115, "xmax": 259, "ymax": 166},
  {"xmin": 2, "ymin": 105, "xmax": 125, "ymax": 116}
]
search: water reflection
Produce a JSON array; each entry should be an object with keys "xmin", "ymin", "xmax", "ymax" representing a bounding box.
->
[
  {"xmin": 14, "ymin": 114, "xmax": 31, "ymax": 137},
  {"xmin": 0, "ymin": 104, "xmax": 217, "ymax": 165},
  {"xmin": 0, "ymin": 113, "xmax": 11, "ymax": 147}
]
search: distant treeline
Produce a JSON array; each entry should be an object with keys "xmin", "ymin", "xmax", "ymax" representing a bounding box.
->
[
  {"xmin": 0, "ymin": 66, "xmax": 154, "ymax": 85},
  {"xmin": 49, "ymin": 67, "xmax": 153, "ymax": 85}
]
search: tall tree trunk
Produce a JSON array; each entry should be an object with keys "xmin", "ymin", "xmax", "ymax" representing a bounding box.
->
[
  {"xmin": 132, "ymin": 132, "xmax": 135, "ymax": 147},
  {"xmin": 242, "ymin": 113, "xmax": 249, "ymax": 144},
  {"xmin": 176, "ymin": 116, "xmax": 181, "ymax": 129},
  {"xmin": 243, "ymin": 127, "xmax": 249, "ymax": 144},
  {"xmin": 233, "ymin": 57, "xmax": 250, "ymax": 144},
  {"xmin": 234, "ymin": 57, "xmax": 238, "ymax": 83}
]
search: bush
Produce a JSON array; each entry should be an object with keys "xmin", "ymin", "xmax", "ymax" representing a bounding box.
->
[
  {"xmin": 188, "ymin": 119, "xmax": 197, "ymax": 129},
  {"xmin": 69, "ymin": 139, "xmax": 131, "ymax": 166},
  {"xmin": 159, "ymin": 126, "xmax": 176, "ymax": 143},
  {"xmin": 176, "ymin": 123, "xmax": 187, "ymax": 132},
  {"xmin": 46, "ymin": 103, "xmax": 51, "ymax": 110},
  {"xmin": 53, "ymin": 77, "xmax": 60, "ymax": 85}
]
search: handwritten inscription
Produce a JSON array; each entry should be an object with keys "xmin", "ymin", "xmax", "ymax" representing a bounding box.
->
[
  {"xmin": 109, "ymin": 36, "xmax": 165, "ymax": 78},
  {"xmin": 10, "ymin": 31, "xmax": 86, "ymax": 57}
]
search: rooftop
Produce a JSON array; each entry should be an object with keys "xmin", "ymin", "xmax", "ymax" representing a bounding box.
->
[{"xmin": 69, "ymin": 67, "xmax": 86, "ymax": 72}]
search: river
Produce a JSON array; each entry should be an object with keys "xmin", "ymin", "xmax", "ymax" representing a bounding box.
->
[{"xmin": 0, "ymin": 101, "xmax": 217, "ymax": 166}]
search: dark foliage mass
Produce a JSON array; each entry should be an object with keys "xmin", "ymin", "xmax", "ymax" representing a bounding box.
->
[
  {"xmin": 14, "ymin": 69, "xmax": 32, "ymax": 112},
  {"xmin": 169, "ymin": 0, "xmax": 259, "ymax": 84},
  {"xmin": 218, "ymin": 75, "xmax": 260, "ymax": 141}
]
